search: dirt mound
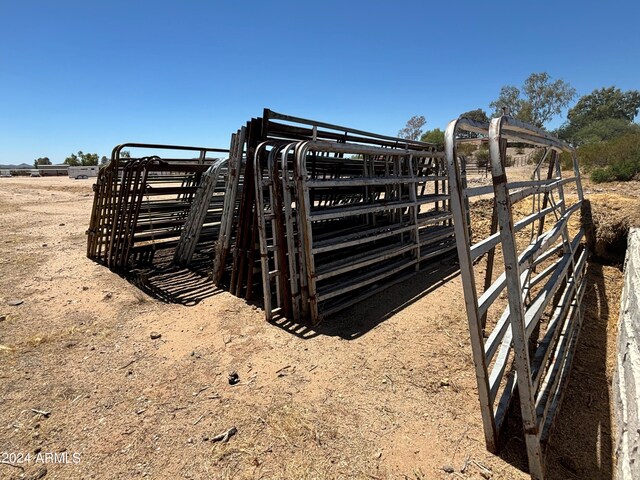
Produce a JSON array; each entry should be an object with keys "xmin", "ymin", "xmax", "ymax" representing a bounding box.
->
[{"xmin": 582, "ymin": 194, "xmax": 640, "ymax": 264}]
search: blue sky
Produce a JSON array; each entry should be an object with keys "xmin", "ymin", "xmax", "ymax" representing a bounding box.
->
[{"xmin": 1, "ymin": 0, "xmax": 638, "ymax": 164}]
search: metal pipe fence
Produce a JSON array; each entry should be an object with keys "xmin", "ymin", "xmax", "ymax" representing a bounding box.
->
[
  {"xmin": 86, "ymin": 110, "xmax": 590, "ymax": 480},
  {"xmin": 445, "ymin": 114, "xmax": 587, "ymax": 480}
]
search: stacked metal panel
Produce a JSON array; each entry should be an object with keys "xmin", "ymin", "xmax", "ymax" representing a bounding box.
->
[
  {"xmin": 445, "ymin": 115, "xmax": 587, "ymax": 480},
  {"xmin": 86, "ymin": 143, "xmax": 229, "ymax": 270},
  {"xmin": 209, "ymin": 110, "xmax": 455, "ymax": 324}
]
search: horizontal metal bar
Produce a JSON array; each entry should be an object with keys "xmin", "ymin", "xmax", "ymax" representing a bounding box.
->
[
  {"xmin": 470, "ymin": 203, "xmax": 561, "ymax": 261},
  {"xmin": 477, "ymin": 242, "xmax": 564, "ymax": 321},
  {"xmin": 532, "ymin": 248, "xmax": 587, "ymax": 392},
  {"xmin": 266, "ymin": 109, "xmax": 438, "ymax": 148},
  {"xmin": 312, "ymin": 222, "xmax": 415, "ymax": 254},
  {"xmin": 301, "ymin": 140, "xmax": 445, "ymax": 158},
  {"xmin": 307, "ymin": 177, "xmax": 418, "ymax": 188},
  {"xmin": 318, "ymin": 257, "xmax": 417, "ymax": 302},
  {"xmin": 309, "ymin": 195, "xmax": 448, "ymax": 221},
  {"xmin": 316, "ymin": 242, "xmax": 417, "ymax": 281}
]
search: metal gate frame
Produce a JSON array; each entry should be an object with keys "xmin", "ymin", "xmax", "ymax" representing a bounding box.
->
[{"xmin": 445, "ymin": 115, "xmax": 587, "ymax": 479}]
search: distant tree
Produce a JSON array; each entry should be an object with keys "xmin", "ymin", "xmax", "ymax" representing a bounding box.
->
[
  {"xmin": 33, "ymin": 157, "xmax": 52, "ymax": 168},
  {"xmin": 568, "ymin": 87, "xmax": 640, "ymax": 127},
  {"xmin": 64, "ymin": 151, "xmax": 99, "ymax": 166},
  {"xmin": 490, "ymin": 72, "xmax": 576, "ymax": 128},
  {"xmin": 460, "ymin": 108, "xmax": 490, "ymax": 124},
  {"xmin": 81, "ymin": 153, "xmax": 99, "ymax": 166},
  {"xmin": 398, "ymin": 115, "xmax": 426, "ymax": 141},
  {"xmin": 64, "ymin": 153, "xmax": 80, "ymax": 166},
  {"xmin": 100, "ymin": 155, "xmax": 109, "ymax": 165},
  {"xmin": 557, "ymin": 87, "xmax": 640, "ymax": 144},
  {"xmin": 458, "ymin": 109, "xmax": 490, "ymax": 139},
  {"xmin": 560, "ymin": 118, "xmax": 640, "ymax": 145},
  {"xmin": 420, "ymin": 128, "xmax": 445, "ymax": 145},
  {"xmin": 120, "ymin": 150, "xmax": 131, "ymax": 158}
]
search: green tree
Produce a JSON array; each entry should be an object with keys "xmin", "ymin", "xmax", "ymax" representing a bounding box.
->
[
  {"xmin": 568, "ymin": 87, "xmax": 640, "ymax": 127},
  {"xmin": 490, "ymin": 72, "xmax": 576, "ymax": 128},
  {"xmin": 64, "ymin": 153, "xmax": 80, "ymax": 166},
  {"xmin": 64, "ymin": 151, "xmax": 100, "ymax": 166},
  {"xmin": 558, "ymin": 87, "xmax": 640, "ymax": 144},
  {"xmin": 80, "ymin": 152, "xmax": 99, "ymax": 166},
  {"xmin": 458, "ymin": 109, "xmax": 490, "ymax": 139},
  {"xmin": 398, "ymin": 115, "xmax": 426, "ymax": 141},
  {"xmin": 420, "ymin": 128, "xmax": 445, "ymax": 145},
  {"xmin": 33, "ymin": 157, "xmax": 52, "ymax": 168},
  {"xmin": 460, "ymin": 108, "xmax": 490, "ymax": 124},
  {"xmin": 100, "ymin": 155, "xmax": 109, "ymax": 165}
]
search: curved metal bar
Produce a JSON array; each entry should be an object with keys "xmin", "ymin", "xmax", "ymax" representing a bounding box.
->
[
  {"xmin": 280, "ymin": 141, "xmax": 305, "ymax": 321},
  {"xmin": 443, "ymin": 117, "xmax": 497, "ymax": 451},
  {"xmin": 266, "ymin": 109, "xmax": 437, "ymax": 149},
  {"xmin": 253, "ymin": 140, "xmax": 290, "ymax": 321}
]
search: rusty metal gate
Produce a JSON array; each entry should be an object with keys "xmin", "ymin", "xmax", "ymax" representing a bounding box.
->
[
  {"xmin": 445, "ymin": 115, "xmax": 587, "ymax": 480},
  {"xmin": 87, "ymin": 143, "xmax": 229, "ymax": 270}
]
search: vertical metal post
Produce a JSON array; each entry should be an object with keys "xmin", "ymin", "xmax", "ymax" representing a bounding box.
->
[
  {"xmin": 444, "ymin": 119, "xmax": 498, "ymax": 451},
  {"xmin": 488, "ymin": 116, "xmax": 544, "ymax": 479}
]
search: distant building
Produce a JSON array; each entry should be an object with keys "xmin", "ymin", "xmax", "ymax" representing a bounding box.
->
[{"xmin": 37, "ymin": 164, "xmax": 69, "ymax": 176}]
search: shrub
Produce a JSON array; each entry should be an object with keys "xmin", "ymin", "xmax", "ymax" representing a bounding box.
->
[
  {"xmin": 582, "ymin": 131, "xmax": 640, "ymax": 182},
  {"xmin": 475, "ymin": 149, "xmax": 490, "ymax": 167},
  {"xmin": 590, "ymin": 168, "xmax": 615, "ymax": 183},
  {"xmin": 457, "ymin": 143, "xmax": 477, "ymax": 156}
]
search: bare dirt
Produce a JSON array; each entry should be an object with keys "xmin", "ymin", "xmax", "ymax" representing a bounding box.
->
[{"xmin": 0, "ymin": 174, "xmax": 634, "ymax": 480}]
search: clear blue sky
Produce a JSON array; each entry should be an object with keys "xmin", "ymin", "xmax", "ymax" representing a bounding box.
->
[{"xmin": 1, "ymin": 0, "xmax": 638, "ymax": 164}]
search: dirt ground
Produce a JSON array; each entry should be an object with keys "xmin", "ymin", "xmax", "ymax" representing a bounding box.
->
[{"xmin": 0, "ymin": 173, "xmax": 635, "ymax": 480}]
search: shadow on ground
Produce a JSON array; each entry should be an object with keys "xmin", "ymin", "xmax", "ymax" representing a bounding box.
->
[
  {"xmin": 498, "ymin": 260, "xmax": 614, "ymax": 479},
  {"xmin": 124, "ymin": 252, "xmax": 224, "ymax": 306},
  {"xmin": 270, "ymin": 257, "xmax": 460, "ymax": 340}
]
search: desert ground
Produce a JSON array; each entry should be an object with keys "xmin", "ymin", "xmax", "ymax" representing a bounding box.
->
[{"xmin": 0, "ymin": 173, "xmax": 637, "ymax": 480}]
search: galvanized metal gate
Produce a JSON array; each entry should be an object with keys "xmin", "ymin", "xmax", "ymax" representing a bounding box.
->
[{"xmin": 445, "ymin": 115, "xmax": 587, "ymax": 480}]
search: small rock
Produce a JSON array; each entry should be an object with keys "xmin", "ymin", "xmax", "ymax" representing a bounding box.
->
[
  {"xmin": 442, "ymin": 465, "xmax": 455, "ymax": 473},
  {"xmin": 440, "ymin": 379, "xmax": 451, "ymax": 387},
  {"xmin": 42, "ymin": 243, "xmax": 48, "ymax": 247},
  {"xmin": 0, "ymin": 315, "xmax": 6, "ymax": 322},
  {"xmin": 150, "ymin": 332, "xmax": 162, "ymax": 340},
  {"xmin": 103, "ymin": 292, "xmax": 113, "ymax": 300},
  {"xmin": 82, "ymin": 286, "xmax": 89, "ymax": 291},
  {"xmin": 7, "ymin": 299, "xmax": 24, "ymax": 306},
  {"xmin": 228, "ymin": 371, "xmax": 240, "ymax": 385},
  {"xmin": 34, "ymin": 446, "xmax": 42, "ymax": 454},
  {"xmin": 59, "ymin": 223, "xmax": 65, "ymax": 226}
]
